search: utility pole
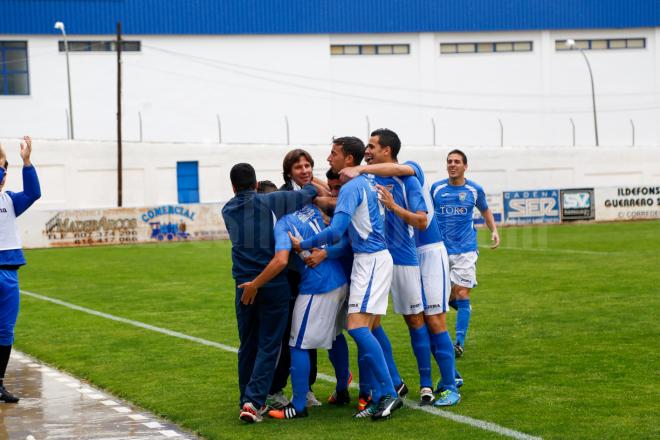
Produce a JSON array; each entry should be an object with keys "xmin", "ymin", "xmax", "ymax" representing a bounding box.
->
[{"xmin": 116, "ymin": 21, "xmax": 123, "ymax": 207}]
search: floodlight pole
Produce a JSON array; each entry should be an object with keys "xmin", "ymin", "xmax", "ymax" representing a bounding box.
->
[
  {"xmin": 569, "ymin": 42, "xmax": 599, "ymax": 146},
  {"xmin": 55, "ymin": 22, "xmax": 74, "ymax": 139}
]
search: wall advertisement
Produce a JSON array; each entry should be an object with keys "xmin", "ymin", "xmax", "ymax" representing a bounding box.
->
[
  {"xmin": 19, "ymin": 203, "xmax": 227, "ymax": 249},
  {"xmin": 503, "ymin": 189, "xmax": 560, "ymax": 224},
  {"xmin": 595, "ymin": 186, "xmax": 660, "ymax": 221},
  {"xmin": 560, "ymin": 188, "xmax": 595, "ymax": 221},
  {"xmin": 473, "ymin": 194, "xmax": 503, "ymax": 225}
]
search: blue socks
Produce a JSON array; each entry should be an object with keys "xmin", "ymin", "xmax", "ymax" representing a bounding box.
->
[
  {"xmin": 348, "ymin": 327, "xmax": 396, "ymax": 397},
  {"xmin": 430, "ymin": 330, "xmax": 457, "ymax": 392},
  {"xmin": 290, "ymin": 347, "xmax": 310, "ymax": 412},
  {"xmin": 409, "ymin": 325, "xmax": 433, "ymax": 388},
  {"xmin": 371, "ymin": 325, "xmax": 402, "ymax": 387},
  {"xmin": 328, "ymin": 333, "xmax": 350, "ymax": 391},
  {"xmin": 357, "ymin": 345, "xmax": 374, "ymax": 398},
  {"xmin": 455, "ymin": 299, "xmax": 471, "ymax": 347}
]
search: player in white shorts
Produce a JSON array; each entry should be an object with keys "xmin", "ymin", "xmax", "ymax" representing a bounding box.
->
[
  {"xmin": 431, "ymin": 149, "xmax": 500, "ymax": 358},
  {"xmin": 267, "ymin": 204, "xmax": 349, "ymax": 420},
  {"xmin": 342, "ymin": 129, "xmax": 461, "ymax": 407},
  {"xmin": 291, "ymin": 136, "xmax": 402, "ymax": 420}
]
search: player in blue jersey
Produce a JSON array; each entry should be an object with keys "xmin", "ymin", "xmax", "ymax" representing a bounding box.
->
[
  {"xmin": 264, "ymin": 204, "xmax": 349, "ymax": 420},
  {"xmin": 0, "ymin": 136, "xmax": 41, "ymax": 404},
  {"xmin": 342, "ymin": 129, "xmax": 461, "ymax": 406},
  {"xmin": 430, "ymin": 149, "xmax": 500, "ymax": 358},
  {"xmin": 290, "ymin": 136, "xmax": 403, "ymax": 420}
]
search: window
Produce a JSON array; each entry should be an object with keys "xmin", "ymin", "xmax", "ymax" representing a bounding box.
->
[
  {"xmin": 177, "ymin": 161, "xmax": 200, "ymax": 204},
  {"xmin": 58, "ymin": 40, "xmax": 141, "ymax": 52},
  {"xmin": 555, "ymin": 38, "xmax": 646, "ymax": 51},
  {"xmin": 0, "ymin": 41, "xmax": 29, "ymax": 95},
  {"xmin": 440, "ymin": 41, "xmax": 533, "ymax": 54},
  {"xmin": 330, "ymin": 44, "xmax": 410, "ymax": 55}
]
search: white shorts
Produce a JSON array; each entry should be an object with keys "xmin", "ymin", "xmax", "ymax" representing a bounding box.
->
[
  {"xmin": 417, "ymin": 242, "xmax": 451, "ymax": 315},
  {"xmin": 289, "ymin": 284, "xmax": 349, "ymax": 350},
  {"xmin": 391, "ymin": 264, "xmax": 424, "ymax": 315},
  {"xmin": 348, "ymin": 250, "xmax": 393, "ymax": 316},
  {"xmin": 448, "ymin": 251, "xmax": 479, "ymax": 288}
]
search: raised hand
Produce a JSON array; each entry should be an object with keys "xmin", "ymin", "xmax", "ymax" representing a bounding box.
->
[{"xmin": 20, "ymin": 135, "xmax": 32, "ymax": 166}]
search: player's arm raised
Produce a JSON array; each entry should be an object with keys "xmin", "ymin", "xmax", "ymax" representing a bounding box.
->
[{"xmin": 376, "ymin": 184, "xmax": 427, "ymax": 230}]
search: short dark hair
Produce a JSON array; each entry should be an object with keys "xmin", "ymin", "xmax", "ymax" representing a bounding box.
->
[
  {"xmin": 282, "ymin": 149, "xmax": 314, "ymax": 186},
  {"xmin": 2, "ymin": 160, "xmax": 7, "ymax": 169},
  {"xmin": 325, "ymin": 168, "xmax": 340, "ymax": 180},
  {"xmin": 447, "ymin": 149, "xmax": 468, "ymax": 165},
  {"xmin": 257, "ymin": 180, "xmax": 278, "ymax": 194},
  {"xmin": 230, "ymin": 163, "xmax": 257, "ymax": 192},
  {"xmin": 332, "ymin": 136, "xmax": 365, "ymax": 166},
  {"xmin": 370, "ymin": 128, "xmax": 401, "ymax": 160}
]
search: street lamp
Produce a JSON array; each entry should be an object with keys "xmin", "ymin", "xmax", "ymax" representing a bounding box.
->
[
  {"xmin": 54, "ymin": 21, "xmax": 74, "ymax": 139},
  {"xmin": 566, "ymin": 39, "xmax": 599, "ymax": 146}
]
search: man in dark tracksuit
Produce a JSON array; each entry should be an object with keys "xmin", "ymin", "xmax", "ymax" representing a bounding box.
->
[{"xmin": 222, "ymin": 163, "xmax": 317, "ymax": 423}]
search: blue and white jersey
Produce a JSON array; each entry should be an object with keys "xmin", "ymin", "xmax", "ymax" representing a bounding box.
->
[
  {"xmin": 274, "ymin": 205, "xmax": 347, "ymax": 295},
  {"xmin": 430, "ymin": 178, "xmax": 488, "ymax": 255},
  {"xmin": 404, "ymin": 161, "xmax": 443, "ymax": 248},
  {"xmin": 334, "ymin": 174, "xmax": 388, "ymax": 254},
  {"xmin": 374, "ymin": 174, "xmax": 425, "ymax": 266}
]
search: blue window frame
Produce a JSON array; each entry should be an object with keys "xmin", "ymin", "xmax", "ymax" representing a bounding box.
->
[
  {"xmin": 0, "ymin": 41, "xmax": 29, "ymax": 96},
  {"xmin": 177, "ymin": 161, "xmax": 200, "ymax": 204}
]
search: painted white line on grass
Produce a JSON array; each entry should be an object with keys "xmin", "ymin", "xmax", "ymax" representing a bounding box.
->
[
  {"xmin": 479, "ymin": 245, "xmax": 615, "ymax": 256},
  {"xmin": 23, "ymin": 289, "xmax": 541, "ymax": 440}
]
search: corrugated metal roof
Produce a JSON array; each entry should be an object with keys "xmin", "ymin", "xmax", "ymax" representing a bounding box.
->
[{"xmin": 1, "ymin": 0, "xmax": 658, "ymax": 35}]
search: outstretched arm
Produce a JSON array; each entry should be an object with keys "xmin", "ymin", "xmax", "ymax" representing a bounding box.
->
[
  {"xmin": 340, "ymin": 163, "xmax": 415, "ymax": 180},
  {"xmin": 237, "ymin": 250, "xmax": 290, "ymax": 305},
  {"xmin": 8, "ymin": 136, "xmax": 41, "ymax": 217},
  {"xmin": 290, "ymin": 212, "xmax": 351, "ymax": 251}
]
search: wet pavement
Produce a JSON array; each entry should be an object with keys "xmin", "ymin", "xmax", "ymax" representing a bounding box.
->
[{"xmin": 0, "ymin": 351, "xmax": 196, "ymax": 440}]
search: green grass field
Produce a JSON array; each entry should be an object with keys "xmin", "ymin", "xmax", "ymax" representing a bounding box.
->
[{"xmin": 14, "ymin": 220, "xmax": 660, "ymax": 439}]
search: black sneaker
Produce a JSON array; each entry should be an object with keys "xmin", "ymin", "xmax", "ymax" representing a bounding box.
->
[
  {"xmin": 0, "ymin": 386, "xmax": 19, "ymax": 403},
  {"xmin": 454, "ymin": 343, "xmax": 464, "ymax": 358},
  {"xmin": 395, "ymin": 382, "xmax": 409, "ymax": 399},
  {"xmin": 371, "ymin": 394, "xmax": 403, "ymax": 420},
  {"xmin": 328, "ymin": 388, "xmax": 350, "ymax": 406},
  {"xmin": 419, "ymin": 387, "xmax": 434, "ymax": 406}
]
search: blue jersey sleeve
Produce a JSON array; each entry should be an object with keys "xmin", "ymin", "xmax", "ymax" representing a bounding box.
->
[
  {"xmin": 404, "ymin": 161, "xmax": 425, "ymax": 186},
  {"xmin": 264, "ymin": 184, "xmax": 317, "ymax": 219},
  {"xmin": 334, "ymin": 179, "xmax": 361, "ymax": 217},
  {"xmin": 475, "ymin": 185, "xmax": 488, "ymax": 212},
  {"xmin": 300, "ymin": 212, "xmax": 351, "ymax": 250},
  {"xmin": 8, "ymin": 165, "xmax": 42, "ymax": 217},
  {"xmin": 274, "ymin": 218, "xmax": 292, "ymax": 252},
  {"xmin": 405, "ymin": 176, "xmax": 427, "ymax": 213}
]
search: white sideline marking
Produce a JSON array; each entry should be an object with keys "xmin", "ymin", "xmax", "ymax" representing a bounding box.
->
[
  {"xmin": 101, "ymin": 400, "xmax": 119, "ymax": 406},
  {"xmin": 159, "ymin": 430, "xmax": 181, "ymax": 438},
  {"xmin": 479, "ymin": 245, "xmax": 614, "ymax": 256},
  {"xmin": 113, "ymin": 406, "xmax": 132, "ymax": 413},
  {"xmin": 23, "ymin": 290, "xmax": 541, "ymax": 440},
  {"xmin": 129, "ymin": 414, "xmax": 148, "ymax": 421},
  {"xmin": 143, "ymin": 421, "xmax": 163, "ymax": 429}
]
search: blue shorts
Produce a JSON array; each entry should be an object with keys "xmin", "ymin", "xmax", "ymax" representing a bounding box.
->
[{"xmin": 0, "ymin": 269, "xmax": 20, "ymax": 345}]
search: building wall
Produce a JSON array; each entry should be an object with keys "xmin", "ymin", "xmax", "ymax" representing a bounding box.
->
[
  {"xmin": 1, "ymin": 138, "xmax": 659, "ymax": 210},
  {"xmin": 0, "ymin": 28, "xmax": 658, "ymax": 147}
]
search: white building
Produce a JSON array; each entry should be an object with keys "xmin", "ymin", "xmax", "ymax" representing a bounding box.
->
[{"xmin": 1, "ymin": 1, "xmax": 659, "ymax": 209}]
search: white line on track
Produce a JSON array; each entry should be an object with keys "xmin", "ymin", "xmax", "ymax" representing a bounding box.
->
[{"xmin": 23, "ymin": 289, "xmax": 541, "ymax": 440}]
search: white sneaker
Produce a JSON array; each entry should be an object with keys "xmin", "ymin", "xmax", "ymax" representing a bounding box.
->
[
  {"xmin": 306, "ymin": 390, "xmax": 322, "ymax": 407},
  {"xmin": 266, "ymin": 391, "xmax": 290, "ymax": 410}
]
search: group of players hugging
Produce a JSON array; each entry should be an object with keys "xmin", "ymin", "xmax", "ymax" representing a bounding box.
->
[{"xmin": 223, "ymin": 128, "xmax": 500, "ymax": 423}]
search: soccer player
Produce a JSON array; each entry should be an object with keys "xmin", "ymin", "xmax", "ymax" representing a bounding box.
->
[
  {"xmin": 266, "ymin": 203, "xmax": 349, "ymax": 419},
  {"xmin": 290, "ymin": 136, "xmax": 403, "ymax": 420},
  {"xmin": 430, "ymin": 149, "xmax": 500, "ymax": 358},
  {"xmin": 340, "ymin": 133, "xmax": 462, "ymax": 406},
  {"xmin": 364, "ymin": 129, "xmax": 456, "ymax": 405},
  {"xmin": 0, "ymin": 136, "xmax": 41, "ymax": 403},
  {"xmin": 222, "ymin": 163, "xmax": 317, "ymax": 423}
]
